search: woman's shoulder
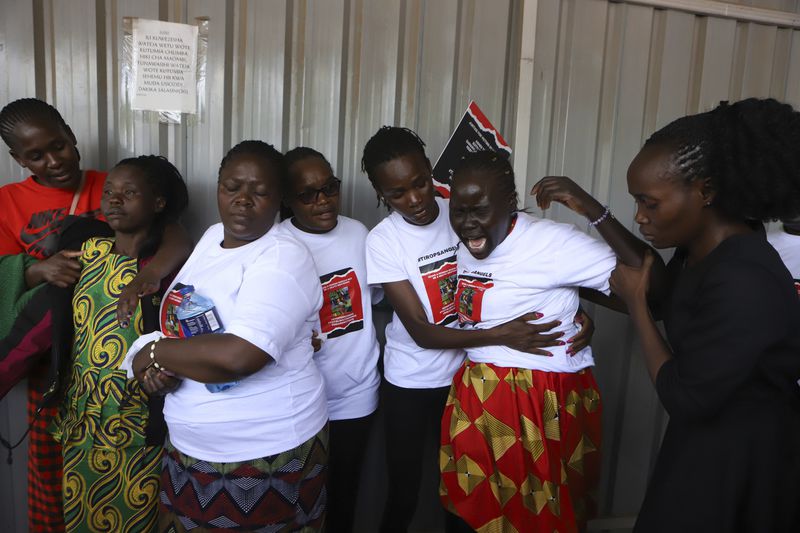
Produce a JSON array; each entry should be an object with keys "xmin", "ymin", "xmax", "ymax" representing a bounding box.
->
[{"xmin": 337, "ymin": 215, "xmax": 369, "ymax": 238}]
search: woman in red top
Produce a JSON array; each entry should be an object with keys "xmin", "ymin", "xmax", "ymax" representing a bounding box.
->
[{"xmin": 0, "ymin": 97, "xmax": 191, "ymax": 532}]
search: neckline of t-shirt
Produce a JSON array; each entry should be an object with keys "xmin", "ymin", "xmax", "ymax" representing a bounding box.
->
[{"xmin": 213, "ymin": 222, "xmax": 279, "ymax": 253}]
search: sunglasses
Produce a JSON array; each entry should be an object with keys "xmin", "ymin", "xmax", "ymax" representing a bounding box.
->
[{"xmin": 296, "ymin": 177, "xmax": 342, "ymax": 205}]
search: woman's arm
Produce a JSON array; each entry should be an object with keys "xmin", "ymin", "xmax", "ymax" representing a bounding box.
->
[
  {"xmin": 383, "ymin": 280, "xmax": 565, "ymax": 356},
  {"xmin": 531, "ymin": 176, "xmax": 669, "ymax": 308},
  {"xmin": 117, "ymin": 222, "xmax": 193, "ymax": 327},
  {"xmin": 611, "ymin": 253, "xmax": 671, "ymax": 381},
  {"xmin": 131, "ymin": 333, "xmax": 271, "ymax": 384}
]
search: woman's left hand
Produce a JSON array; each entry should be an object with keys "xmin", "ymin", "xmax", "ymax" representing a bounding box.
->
[
  {"xmin": 117, "ymin": 270, "xmax": 161, "ymax": 328},
  {"xmin": 141, "ymin": 367, "xmax": 181, "ymax": 396},
  {"xmin": 567, "ymin": 309, "xmax": 594, "ymax": 355},
  {"xmin": 610, "ymin": 251, "xmax": 654, "ymax": 308},
  {"xmin": 530, "ymin": 176, "xmax": 605, "ymax": 220}
]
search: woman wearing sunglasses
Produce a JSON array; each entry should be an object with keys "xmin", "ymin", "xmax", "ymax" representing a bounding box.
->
[{"xmin": 281, "ymin": 147, "xmax": 381, "ymax": 533}]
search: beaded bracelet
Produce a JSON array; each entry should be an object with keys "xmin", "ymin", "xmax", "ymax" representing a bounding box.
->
[
  {"xmin": 588, "ymin": 205, "xmax": 612, "ymax": 227},
  {"xmin": 149, "ymin": 337, "xmax": 168, "ymax": 373}
]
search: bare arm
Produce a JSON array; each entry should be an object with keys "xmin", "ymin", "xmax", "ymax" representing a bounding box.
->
[
  {"xmin": 610, "ymin": 253, "xmax": 671, "ymax": 381},
  {"xmin": 131, "ymin": 333, "xmax": 272, "ymax": 384},
  {"xmin": 117, "ymin": 222, "xmax": 193, "ymax": 327},
  {"xmin": 382, "ymin": 280, "xmax": 564, "ymax": 356},
  {"xmin": 532, "ymin": 176, "xmax": 669, "ymax": 309}
]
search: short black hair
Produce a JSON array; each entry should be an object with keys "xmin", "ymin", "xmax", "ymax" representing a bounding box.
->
[
  {"xmin": 361, "ymin": 126, "xmax": 428, "ymax": 207},
  {"xmin": 111, "ymin": 155, "xmax": 188, "ymax": 258},
  {"xmin": 644, "ymin": 98, "xmax": 800, "ymax": 221},
  {"xmin": 0, "ymin": 98, "xmax": 72, "ymax": 149},
  {"xmin": 453, "ymin": 150, "xmax": 518, "ymax": 211},
  {"xmin": 219, "ymin": 140, "xmax": 287, "ymax": 195},
  {"xmin": 285, "ymin": 146, "xmax": 330, "ymax": 171}
]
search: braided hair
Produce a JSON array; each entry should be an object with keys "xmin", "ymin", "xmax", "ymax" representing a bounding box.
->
[
  {"xmin": 644, "ymin": 98, "xmax": 800, "ymax": 222},
  {"xmin": 0, "ymin": 98, "xmax": 72, "ymax": 149},
  {"xmin": 452, "ymin": 150, "xmax": 519, "ymax": 211},
  {"xmin": 219, "ymin": 140, "xmax": 287, "ymax": 195},
  {"xmin": 285, "ymin": 146, "xmax": 329, "ymax": 171},
  {"xmin": 361, "ymin": 126, "xmax": 428, "ymax": 207},
  {"xmin": 111, "ymin": 155, "xmax": 188, "ymax": 258}
]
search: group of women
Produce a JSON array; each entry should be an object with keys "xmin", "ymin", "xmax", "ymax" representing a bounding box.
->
[{"xmin": 0, "ymin": 95, "xmax": 799, "ymax": 533}]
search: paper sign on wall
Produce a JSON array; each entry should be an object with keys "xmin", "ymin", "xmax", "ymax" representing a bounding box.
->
[{"xmin": 131, "ymin": 19, "xmax": 198, "ymax": 113}]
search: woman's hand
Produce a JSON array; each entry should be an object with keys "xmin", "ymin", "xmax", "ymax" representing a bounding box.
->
[
  {"xmin": 610, "ymin": 251, "xmax": 654, "ymax": 309},
  {"xmin": 24, "ymin": 250, "xmax": 83, "ymax": 288},
  {"xmin": 132, "ymin": 342, "xmax": 180, "ymax": 395},
  {"xmin": 140, "ymin": 367, "xmax": 181, "ymax": 396},
  {"xmin": 530, "ymin": 176, "xmax": 606, "ymax": 221},
  {"xmin": 493, "ymin": 312, "xmax": 564, "ymax": 356},
  {"xmin": 311, "ymin": 330, "xmax": 322, "ymax": 352},
  {"xmin": 567, "ymin": 309, "xmax": 594, "ymax": 355},
  {"xmin": 117, "ymin": 269, "xmax": 162, "ymax": 328}
]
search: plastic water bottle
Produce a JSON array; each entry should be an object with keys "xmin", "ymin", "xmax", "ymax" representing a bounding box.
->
[{"xmin": 175, "ymin": 286, "xmax": 238, "ymax": 393}]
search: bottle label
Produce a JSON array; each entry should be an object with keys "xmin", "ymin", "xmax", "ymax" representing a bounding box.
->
[{"xmin": 179, "ymin": 308, "xmax": 223, "ymax": 337}]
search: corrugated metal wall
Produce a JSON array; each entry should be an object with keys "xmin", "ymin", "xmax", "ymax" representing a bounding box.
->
[{"xmin": 1, "ymin": 0, "xmax": 799, "ymax": 531}]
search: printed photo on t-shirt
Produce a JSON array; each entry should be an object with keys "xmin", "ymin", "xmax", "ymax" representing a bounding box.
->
[
  {"xmin": 419, "ymin": 253, "xmax": 458, "ymax": 325},
  {"xmin": 456, "ymin": 275, "xmax": 494, "ymax": 324},
  {"xmin": 320, "ymin": 267, "xmax": 364, "ymax": 339}
]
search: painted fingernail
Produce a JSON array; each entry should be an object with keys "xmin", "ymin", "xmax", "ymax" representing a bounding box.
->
[
  {"xmin": 120, "ymin": 321, "xmax": 129, "ymax": 328},
  {"xmin": 557, "ymin": 341, "xmax": 566, "ymax": 346},
  {"xmin": 534, "ymin": 313, "xmax": 543, "ymax": 319},
  {"xmin": 567, "ymin": 337, "xmax": 574, "ymax": 343}
]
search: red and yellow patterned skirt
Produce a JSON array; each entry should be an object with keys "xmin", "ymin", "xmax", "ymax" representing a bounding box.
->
[{"xmin": 439, "ymin": 361, "xmax": 602, "ymax": 533}]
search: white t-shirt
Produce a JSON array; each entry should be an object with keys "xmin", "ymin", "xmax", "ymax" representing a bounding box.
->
[
  {"xmin": 162, "ymin": 222, "xmax": 328, "ymax": 462},
  {"xmin": 282, "ymin": 216, "xmax": 381, "ymax": 421},
  {"xmin": 767, "ymin": 228, "xmax": 800, "ymax": 297},
  {"xmin": 768, "ymin": 228, "xmax": 800, "ymax": 279},
  {"xmin": 366, "ymin": 197, "xmax": 465, "ymax": 388},
  {"xmin": 456, "ymin": 213, "xmax": 616, "ymax": 372}
]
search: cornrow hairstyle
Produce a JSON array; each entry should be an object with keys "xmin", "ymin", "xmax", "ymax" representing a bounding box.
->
[
  {"xmin": 219, "ymin": 140, "xmax": 287, "ymax": 196},
  {"xmin": 285, "ymin": 146, "xmax": 329, "ymax": 171},
  {"xmin": 0, "ymin": 98, "xmax": 72, "ymax": 149},
  {"xmin": 112, "ymin": 155, "xmax": 189, "ymax": 258},
  {"xmin": 644, "ymin": 98, "xmax": 800, "ymax": 222},
  {"xmin": 453, "ymin": 150, "xmax": 519, "ymax": 211},
  {"xmin": 361, "ymin": 126, "xmax": 428, "ymax": 208}
]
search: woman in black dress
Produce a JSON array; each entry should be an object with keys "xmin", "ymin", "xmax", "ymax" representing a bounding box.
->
[{"xmin": 533, "ymin": 98, "xmax": 800, "ymax": 532}]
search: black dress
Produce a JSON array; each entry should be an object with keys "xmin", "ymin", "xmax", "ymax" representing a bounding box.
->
[{"xmin": 634, "ymin": 231, "xmax": 800, "ymax": 533}]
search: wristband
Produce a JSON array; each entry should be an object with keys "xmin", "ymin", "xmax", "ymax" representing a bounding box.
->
[
  {"xmin": 588, "ymin": 206, "xmax": 612, "ymax": 227},
  {"xmin": 148, "ymin": 337, "xmax": 168, "ymax": 373}
]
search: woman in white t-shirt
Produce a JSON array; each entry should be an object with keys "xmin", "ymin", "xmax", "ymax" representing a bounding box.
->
[
  {"xmin": 281, "ymin": 146, "xmax": 381, "ymax": 533},
  {"xmin": 767, "ymin": 217, "xmax": 800, "ymax": 295},
  {"xmin": 127, "ymin": 141, "xmax": 329, "ymax": 531},
  {"xmin": 441, "ymin": 151, "xmax": 652, "ymax": 532},
  {"xmin": 361, "ymin": 127, "xmax": 595, "ymax": 533}
]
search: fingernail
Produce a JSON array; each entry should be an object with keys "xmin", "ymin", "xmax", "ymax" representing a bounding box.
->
[
  {"xmin": 534, "ymin": 312, "xmax": 543, "ymax": 319},
  {"xmin": 566, "ymin": 337, "xmax": 574, "ymax": 343},
  {"xmin": 120, "ymin": 321, "xmax": 129, "ymax": 329},
  {"xmin": 557, "ymin": 341, "xmax": 566, "ymax": 346}
]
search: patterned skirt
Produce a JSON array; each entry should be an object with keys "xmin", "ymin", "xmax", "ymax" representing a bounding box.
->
[
  {"xmin": 28, "ymin": 382, "xmax": 65, "ymax": 533},
  {"xmin": 440, "ymin": 361, "xmax": 602, "ymax": 533},
  {"xmin": 159, "ymin": 425, "xmax": 329, "ymax": 532},
  {"xmin": 62, "ymin": 444, "xmax": 162, "ymax": 532}
]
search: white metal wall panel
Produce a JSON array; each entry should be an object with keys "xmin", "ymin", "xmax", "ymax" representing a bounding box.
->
[
  {"xmin": 3, "ymin": 0, "xmax": 800, "ymax": 531},
  {"xmin": 0, "ymin": 2, "xmax": 36, "ymax": 529}
]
